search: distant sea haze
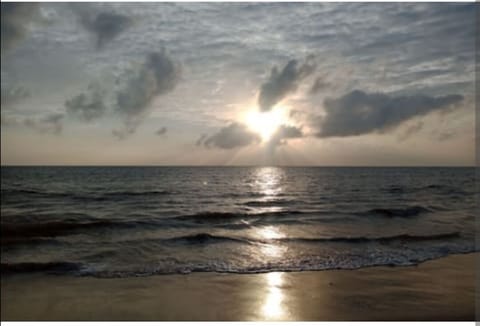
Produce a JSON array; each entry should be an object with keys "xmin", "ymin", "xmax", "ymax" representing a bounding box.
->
[{"xmin": 1, "ymin": 166, "xmax": 475, "ymax": 277}]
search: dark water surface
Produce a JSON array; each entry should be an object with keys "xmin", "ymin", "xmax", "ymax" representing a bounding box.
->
[{"xmin": 1, "ymin": 166, "xmax": 475, "ymax": 277}]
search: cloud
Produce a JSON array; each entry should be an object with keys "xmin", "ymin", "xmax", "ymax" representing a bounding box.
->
[
  {"xmin": 112, "ymin": 125, "xmax": 136, "ymax": 140},
  {"xmin": 24, "ymin": 113, "xmax": 64, "ymax": 135},
  {"xmin": 195, "ymin": 134, "xmax": 207, "ymax": 146},
  {"xmin": 397, "ymin": 121, "xmax": 424, "ymax": 141},
  {"xmin": 65, "ymin": 83, "xmax": 107, "ymax": 122},
  {"xmin": 113, "ymin": 50, "xmax": 181, "ymax": 139},
  {"xmin": 315, "ymin": 90, "xmax": 463, "ymax": 138},
  {"xmin": 1, "ymin": 113, "xmax": 63, "ymax": 135},
  {"xmin": 436, "ymin": 130, "xmax": 455, "ymax": 142},
  {"xmin": 1, "ymin": 3, "xmax": 39, "ymax": 53},
  {"xmin": 1, "ymin": 114, "xmax": 21, "ymax": 127},
  {"xmin": 61, "ymin": 50, "xmax": 180, "ymax": 139},
  {"xmin": 258, "ymin": 56, "xmax": 316, "ymax": 112},
  {"xmin": 268, "ymin": 125, "xmax": 303, "ymax": 146},
  {"xmin": 155, "ymin": 126, "xmax": 167, "ymax": 136},
  {"xmin": 198, "ymin": 122, "xmax": 260, "ymax": 149},
  {"xmin": 1, "ymin": 85, "xmax": 31, "ymax": 106},
  {"xmin": 309, "ymin": 76, "xmax": 329, "ymax": 94},
  {"xmin": 73, "ymin": 5, "xmax": 132, "ymax": 49}
]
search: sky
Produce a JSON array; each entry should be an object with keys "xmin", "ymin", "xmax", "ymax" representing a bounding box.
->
[{"xmin": 1, "ymin": 2, "xmax": 476, "ymax": 166}]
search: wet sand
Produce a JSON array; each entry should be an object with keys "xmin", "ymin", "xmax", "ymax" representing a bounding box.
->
[{"xmin": 1, "ymin": 253, "xmax": 477, "ymax": 321}]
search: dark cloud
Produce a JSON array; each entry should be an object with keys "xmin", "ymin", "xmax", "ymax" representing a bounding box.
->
[
  {"xmin": 1, "ymin": 85, "xmax": 31, "ymax": 106},
  {"xmin": 315, "ymin": 90, "xmax": 463, "ymax": 138},
  {"xmin": 1, "ymin": 3, "xmax": 39, "ymax": 53},
  {"xmin": 195, "ymin": 134, "xmax": 207, "ymax": 147},
  {"xmin": 397, "ymin": 121, "xmax": 424, "ymax": 141},
  {"xmin": 61, "ymin": 50, "xmax": 180, "ymax": 139},
  {"xmin": 116, "ymin": 51, "xmax": 180, "ymax": 116},
  {"xmin": 155, "ymin": 127, "xmax": 167, "ymax": 136},
  {"xmin": 0, "ymin": 113, "xmax": 55, "ymax": 130},
  {"xmin": 65, "ymin": 84, "xmax": 107, "ymax": 122},
  {"xmin": 199, "ymin": 123, "xmax": 260, "ymax": 149},
  {"xmin": 114, "ymin": 50, "xmax": 181, "ymax": 139},
  {"xmin": 309, "ymin": 76, "xmax": 329, "ymax": 94},
  {"xmin": 24, "ymin": 113, "xmax": 64, "ymax": 135},
  {"xmin": 269, "ymin": 125, "xmax": 303, "ymax": 147},
  {"xmin": 436, "ymin": 131, "xmax": 455, "ymax": 142},
  {"xmin": 112, "ymin": 123, "xmax": 136, "ymax": 140},
  {"xmin": 258, "ymin": 56, "xmax": 316, "ymax": 112},
  {"xmin": 73, "ymin": 5, "xmax": 132, "ymax": 49}
]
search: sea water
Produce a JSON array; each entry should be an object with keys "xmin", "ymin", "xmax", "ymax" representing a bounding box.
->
[{"xmin": 1, "ymin": 166, "xmax": 475, "ymax": 277}]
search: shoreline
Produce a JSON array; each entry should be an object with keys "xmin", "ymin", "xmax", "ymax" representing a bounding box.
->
[{"xmin": 1, "ymin": 252, "xmax": 477, "ymax": 321}]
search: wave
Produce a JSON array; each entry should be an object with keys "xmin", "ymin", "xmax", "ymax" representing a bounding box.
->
[
  {"xmin": 79, "ymin": 190, "xmax": 172, "ymax": 201},
  {"xmin": 1, "ymin": 189, "xmax": 45, "ymax": 196},
  {"xmin": 0, "ymin": 208, "xmax": 451, "ymax": 242},
  {"xmin": 418, "ymin": 184, "xmax": 457, "ymax": 192},
  {"xmin": 1, "ymin": 188, "xmax": 172, "ymax": 201},
  {"xmin": 417, "ymin": 184, "xmax": 472, "ymax": 196},
  {"xmin": 385, "ymin": 186, "xmax": 405, "ymax": 194},
  {"xmin": 174, "ymin": 210, "xmax": 305, "ymax": 223},
  {"xmin": 241, "ymin": 199, "xmax": 302, "ymax": 207},
  {"xmin": 143, "ymin": 231, "xmax": 460, "ymax": 247},
  {"xmin": 0, "ymin": 210, "xmax": 309, "ymax": 241},
  {"xmin": 362, "ymin": 205, "xmax": 431, "ymax": 218},
  {"xmin": 104, "ymin": 190, "xmax": 171, "ymax": 196},
  {"xmin": 223, "ymin": 191, "xmax": 288, "ymax": 198},
  {"xmin": 381, "ymin": 184, "xmax": 471, "ymax": 196},
  {"xmin": 1, "ymin": 219, "xmax": 147, "ymax": 238},
  {"xmin": 1, "ymin": 261, "xmax": 83, "ymax": 274},
  {"xmin": 2, "ymin": 247, "xmax": 472, "ymax": 278},
  {"xmin": 1, "ymin": 237, "xmax": 61, "ymax": 246},
  {"xmin": 280, "ymin": 232, "xmax": 460, "ymax": 244},
  {"xmin": 163, "ymin": 233, "xmax": 251, "ymax": 245}
]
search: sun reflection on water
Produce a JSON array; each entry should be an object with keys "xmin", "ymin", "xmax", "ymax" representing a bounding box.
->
[
  {"xmin": 258, "ymin": 226, "xmax": 283, "ymax": 240},
  {"xmin": 253, "ymin": 167, "xmax": 287, "ymax": 319},
  {"xmin": 257, "ymin": 226, "xmax": 285, "ymax": 257},
  {"xmin": 254, "ymin": 167, "xmax": 283, "ymax": 197}
]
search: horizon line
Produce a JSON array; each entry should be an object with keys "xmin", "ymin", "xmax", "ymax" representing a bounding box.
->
[{"xmin": 0, "ymin": 164, "xmax": 476, "ymax": 168}]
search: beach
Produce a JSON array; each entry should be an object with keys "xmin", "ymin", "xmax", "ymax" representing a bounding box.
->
[
  {"xmin": 1, "ymin": 0, "xmax": 476, "ymax": 322},
  {"xmin": 1, "ymin": 167, "xmax": 476, "ymax": 321},
  {"xmin": 1, "ymin": 253, "xmax": 476, "ymax": 321}
]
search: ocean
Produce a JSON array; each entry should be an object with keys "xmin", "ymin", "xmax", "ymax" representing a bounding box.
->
[{"xmin": 1, "ymin": 166, "xmax": 475, "ymax": 277}]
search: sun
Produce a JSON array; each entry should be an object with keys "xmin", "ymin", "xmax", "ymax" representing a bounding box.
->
[{"xmin": 245, "ymin": 108, "xmax": 286, "ymax": 141}]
